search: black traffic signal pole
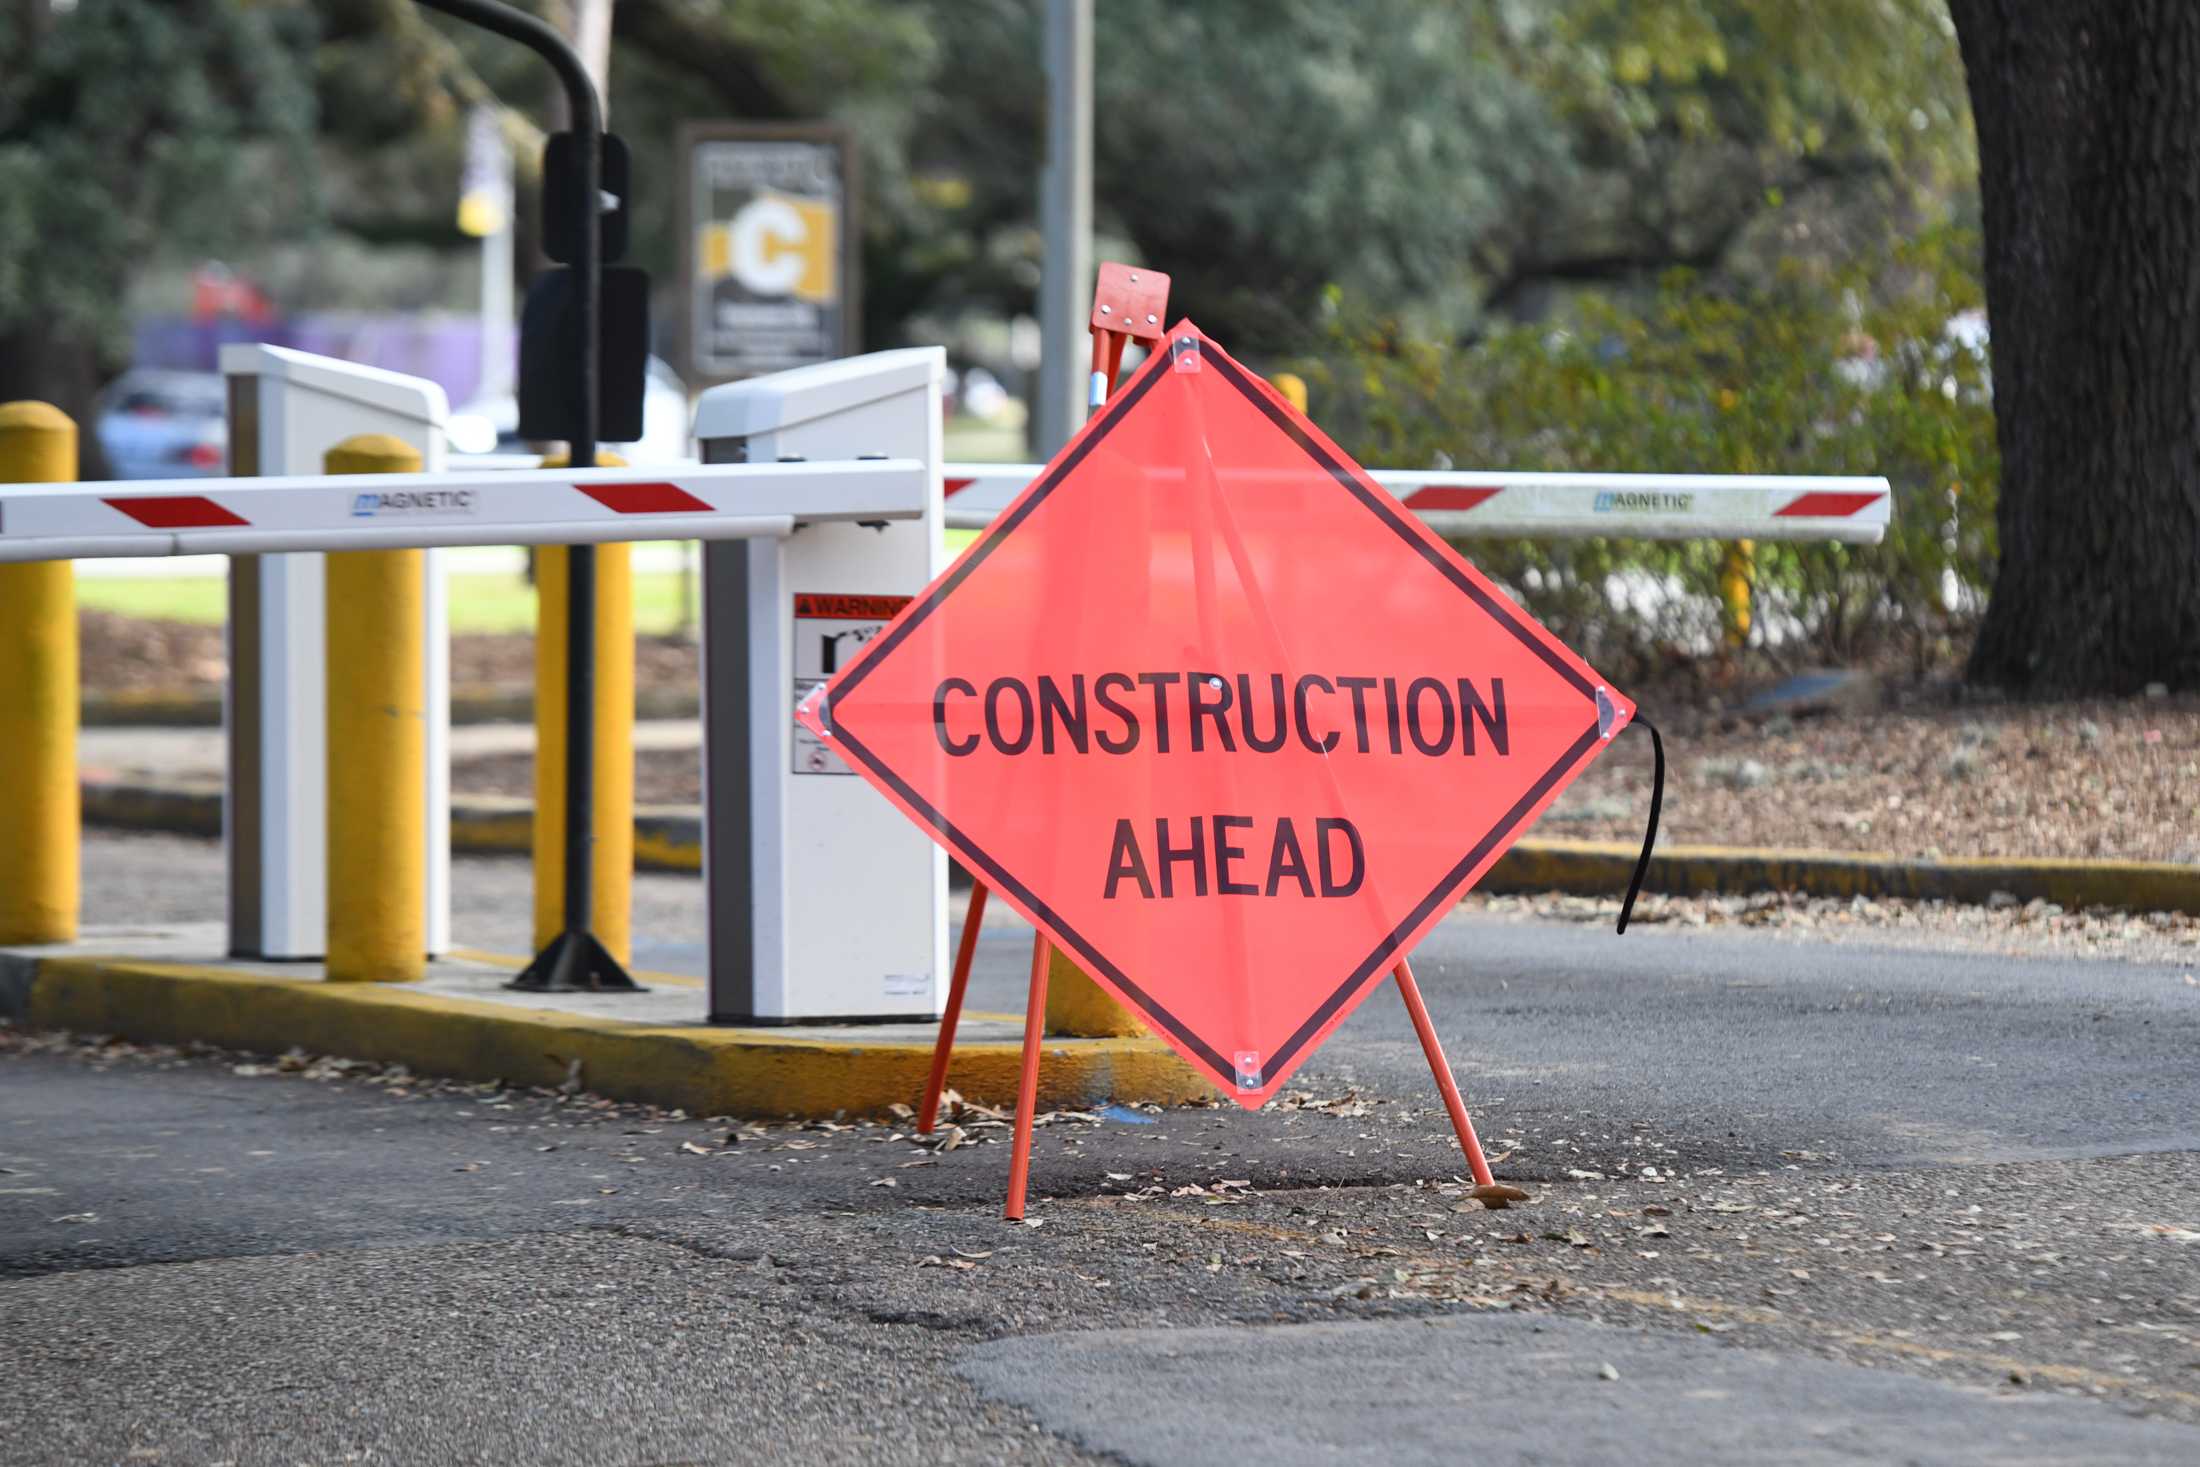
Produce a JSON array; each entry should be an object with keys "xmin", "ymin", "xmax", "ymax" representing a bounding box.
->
[{"xmin": 413, "ymin": 0, "xmax": 638, "ymax": 992}]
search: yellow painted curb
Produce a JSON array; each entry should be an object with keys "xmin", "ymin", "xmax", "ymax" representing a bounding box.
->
[
  {"xmin": 76, "ymin": 779, "xmax": 2200, "ymax": 917},
  {"xmin": 19, "ymin": 955, "xmax": 1209, "ymax": 1119},
  {"xmin": 1482, "ymin": 837, "xmax": 2200, "ymax": 917}
]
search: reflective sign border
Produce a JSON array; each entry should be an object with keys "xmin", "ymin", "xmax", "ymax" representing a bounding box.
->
[{"xmin": 826, "ymin": 327, "xmax": 1613, "ymax": 1086}]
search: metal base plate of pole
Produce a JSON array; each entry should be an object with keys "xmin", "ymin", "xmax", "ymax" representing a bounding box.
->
[{"xmin": 507, "ymin": 926, "xmax": 641, "ymax": 993}]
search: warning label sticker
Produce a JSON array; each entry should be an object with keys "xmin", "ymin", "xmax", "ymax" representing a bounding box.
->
[{"xmin": 792, "ymin": 592, "xmax": 911, "ymax": 775}]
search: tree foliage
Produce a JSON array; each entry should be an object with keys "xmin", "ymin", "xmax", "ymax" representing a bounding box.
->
[
  {"xmin": 890, "ymin": 0, "xmax": 1975, "ymax": 351},
  {"xmin": 0, "ymin": 0, "xmax": 1981, "ymax": 462},
  {"xmin": 0, "ymin": 0, "xmax": 317, "ymax": 357},
  {"xmin": 1475, "ymin": 0, "xmax": 1972, "ymax": 315},
  {"xmin": 301, "ymin": 0, "xmax": 1978, "ymax": 356}
]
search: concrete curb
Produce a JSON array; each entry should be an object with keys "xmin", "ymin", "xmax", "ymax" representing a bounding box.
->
[
  {"xmin": 80, "ymin": 778, "xmax": 2200, "ymax": 917},
  {"xmin": 83, "ymin": 778, "xmax": 224, "ymax": 838},
  {"xmin": 0, "ymin": 950, "xmax": 1209, "ymax": 1119},
  {"xmin": 1479, "ymin": 839, "xmax": 2200, "ymax": 918},
  {"xmin": 80, "ymin": 684, "xmax": 701, "ymax": 728}
]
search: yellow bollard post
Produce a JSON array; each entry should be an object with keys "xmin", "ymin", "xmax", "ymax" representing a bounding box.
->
[
  {"xmin": 1720, "ymin": 539, "xmax": 1755, "ymax": 649},
  {"xmin": 325, "ymin": 435, "xmax": 426, "ymax": 982},
  {"xmin": 532, "ymin": 452, "xmax": 633, "ymax": 964},
  {"xmin": 1269, "ymin": 372, "xmax": 1309, "ymax": 415},
  {"xmin": 0, "ymin": 403, "xmax": 79, "ymax": 945},
  {"xmin": 1044, "ymin": 947, "xmax": 1148, "ymax": 1037}
]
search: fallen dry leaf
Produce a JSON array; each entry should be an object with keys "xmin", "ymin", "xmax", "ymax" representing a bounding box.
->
[{"xmin": 1470, "ymin": 1183, "xmax": 1531, "ymax": 1209}]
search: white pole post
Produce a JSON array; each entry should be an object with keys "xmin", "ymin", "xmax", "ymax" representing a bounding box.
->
[{"xmin": 462, "ymin": 104, "xmax": 517, "ymax": 404}]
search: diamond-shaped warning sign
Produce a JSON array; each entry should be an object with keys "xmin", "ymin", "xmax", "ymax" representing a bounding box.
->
[{"xmin": 798, "ymin": 323, "xmax": 1633, "ymax": 1106}]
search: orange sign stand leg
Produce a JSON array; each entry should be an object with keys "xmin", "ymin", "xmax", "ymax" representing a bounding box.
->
[
  {"xmin": 920, "ymin": 262, "xmax": 1505, "ymax": 1222},
  {"xmin": 1392, "ymin": 960, "xmax": 1496, "ymax": 1187},
  {"xmin": 917, "ymin": 881, "xmax": 989, "ymax": 1134},
  {"xmin": 1003, "ymin": 932, "xmax": 1053, "ymax": 1221}
]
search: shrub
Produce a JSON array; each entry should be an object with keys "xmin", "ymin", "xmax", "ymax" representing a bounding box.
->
[{"xmin": 1295, "ymin": 229, "xmax": 1998, "ymax": 678}]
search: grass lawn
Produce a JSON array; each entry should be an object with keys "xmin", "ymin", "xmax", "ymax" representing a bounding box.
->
[
  {"xmin": 80, "ymin": 568, "xmax": 698, "ymax": 636},
  {"xmin": 943, "ymin": 418, "xmax": 1027, "ymax": 463}
]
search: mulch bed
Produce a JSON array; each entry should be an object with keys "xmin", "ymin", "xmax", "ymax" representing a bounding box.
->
[
  {"xmin": 1549, "ymin": 691, "xmax": 2200, "ymax": 865},
  {"xmin": 83, "ymin": 613, "xmax": 2199, "ymax": 865},
  {"xmin": 79, "ymin": 610, "xmax": 698, "ymax": 700},
  {"xmin": 449, "ymin": 685, "xmax": 2200, "ymax": 867}
]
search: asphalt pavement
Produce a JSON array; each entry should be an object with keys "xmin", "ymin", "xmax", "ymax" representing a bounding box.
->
[{"xmin": 3, "ymin": 830, "xmax": 2197, "ymax": 1464}]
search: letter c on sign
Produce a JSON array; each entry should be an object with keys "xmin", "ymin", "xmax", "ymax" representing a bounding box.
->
[
  {"xmin": 933, "ymin": 678, "xmax": 979, "ymax": 756},
  {"xmin": 729, "ymin": 197, "xmax": 809, "ymax": 296}
]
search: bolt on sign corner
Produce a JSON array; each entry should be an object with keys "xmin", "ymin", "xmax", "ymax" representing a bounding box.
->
[
  {"xmin": 797, "ymin": 323, "xmax": 1635, "ymax": 1107},
  {"xmin": 683, "ymin": 123, "xmax": 857, "ymax": 386}
]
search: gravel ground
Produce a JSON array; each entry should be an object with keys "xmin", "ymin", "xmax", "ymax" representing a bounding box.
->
[
  {"xmin": 9, "ymin": 1028, "xmax": 2200, "ymax": 1457},
  {"xmin": 19, "ymin": 830, "xmax": 2200, "ymax": 1459},
  {"xmin": 1461, "ymin": 889, "xmax": 2200, "ymax": 968}
]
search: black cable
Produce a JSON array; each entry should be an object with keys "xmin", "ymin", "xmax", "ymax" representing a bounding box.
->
[{"xmin": 1615, "ymin": 719, "xmax": 1665, "ymax": 934}]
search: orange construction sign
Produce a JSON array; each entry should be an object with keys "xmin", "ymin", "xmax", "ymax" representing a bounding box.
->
[{"xmin": 797, "ymin": 323, "xmax": 1635, "ymax": 1106}]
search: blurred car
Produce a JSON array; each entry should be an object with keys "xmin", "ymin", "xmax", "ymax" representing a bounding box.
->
[
  {"xmin": 446, "ymin": 356, "xmax": 694, "ymax": 464},
  {"xmin": 94, "ymin": 368, "xmax": 227, "ymax": 478}
]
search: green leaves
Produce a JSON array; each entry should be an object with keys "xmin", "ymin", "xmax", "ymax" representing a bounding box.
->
[
  {"xmin": 1304, "ymin": 228, "xmax": 1999, "ymax": 671},
  {"xmin": 0, "ymin": 0, "xmax": 318, "ymax": 346}
]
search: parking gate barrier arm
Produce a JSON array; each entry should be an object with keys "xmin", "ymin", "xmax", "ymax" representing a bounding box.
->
[
  {"xmin": 943, "ymin": 463, "xmax": 1894, "ymax": 543},
  {"xmin": 0, "ymin": 459, "xmax": 927, "ymax": 562},
  {"xmin": 0, "ymin": 446, "xmax": 930, "ymax": 1001}
]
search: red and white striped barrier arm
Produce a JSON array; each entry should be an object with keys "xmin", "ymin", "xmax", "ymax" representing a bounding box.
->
[
  {"xmin": 945, "ymin": 464, "xmax": 1892, "ymax": 544},
  {"xmin": 0, "ymin": 460, "xmax": 926, "ymax": 562}
]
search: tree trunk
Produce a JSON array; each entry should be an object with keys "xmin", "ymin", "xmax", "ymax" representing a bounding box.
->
[
  {"xmin": 1951, "ymin": 0, "xmax": 2200, "ymax": 694},
  {"xmin": 0, "ymin": 327, "xmax": 111, "ymax": 482}
]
